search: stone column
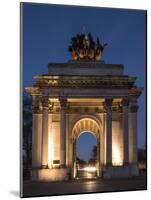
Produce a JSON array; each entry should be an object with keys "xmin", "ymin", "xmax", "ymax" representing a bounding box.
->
[
  {"xmin": 129, "ymin": 99, "xmax": 138, "ymax": 163},
  {"xmin": 97, "ymin": 138, "xmax": 100, "ymax": 176},
  {"xmin": 73, "ymin": 138, "xmax": 77, "ymax": 178},
  {"xmin": 32, "ymin": 96, "xmax": 42, "ymax": 168},
  {"xmin": 41, "ymin": 97, "xmax": 49, "ymax": 168},
  {"xmin": 122, "ymin": 98, "xmax": 129, "ymax": 165},
  {"xmin": 105, "ymin": 98, "xmax": 113, "ymax": 166},
  {"xmin": 59, "ymin": 97, "xmax": 67, "ymax": 167},
  {"xmin": 48, "ymin": 102, "xmax": 53, "ymax": 168}
]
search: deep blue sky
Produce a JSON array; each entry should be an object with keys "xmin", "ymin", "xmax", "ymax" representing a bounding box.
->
[
  {"xmin": 22, "ymin": 3, "xmax": 146, "ymax": 152},
  {"xmin": 77, "ymin": 132, "xmax": 96, "ymax": 161}
]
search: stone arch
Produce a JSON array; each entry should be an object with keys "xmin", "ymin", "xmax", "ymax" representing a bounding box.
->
[
  {"xmin": 71, "ymin": 114, "xmax": 103, "ymax": 178},
  {"xmin": 72, "ymin": 118, "xmax": 100, "ymax": 139},
  {"xmin": 71, "ymin": 114, "xmax": 103, "ymax": 139}
]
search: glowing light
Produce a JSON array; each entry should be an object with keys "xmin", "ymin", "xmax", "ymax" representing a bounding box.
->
[
  {"xmin": 83, "ymin": 166, "xmax": 97, "ymax": 172},
  {"xmin": 48, "ymin": 122, "xmax": 53, "ymax": 168},
  {"xmin": 112, "ymin": 144, "xmax": 123, "ymax": 166},
  {"xmin": 87, "ymin": 172, "xmax": 93, "ymax": 179}
]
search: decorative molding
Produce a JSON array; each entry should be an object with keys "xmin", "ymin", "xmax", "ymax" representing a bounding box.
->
[
  {"xmin": 47, "ymin": 99, "xmax": 54, "ymax": 113},
  {"xmin": 84, "ymin": 107, "xmax": 89, "ymax": 112},
  {"xmin": 67, "ymin": 106, "xmax": 105, "ymax": 114},
  {"xmin": 112, "ymin": 105, "xmax": 122, "ymax": 113},
  {"xmin": 130, "ymin": 105, "xmax": 139, "ymax": 113},
  {"xmin": 25, "ymin": 87, "xmax": 41, "ymax": 96},
  {"xmin": 42, "ymin": 97, "xmax": 49, "ymax": 108},
  {"xmin": 32, "ymin": 96, "xmax": 42, "ymax": 114},
  {"xmin": 105, "ymin": 98, "xmax": 113, "ymax": 107},
  {"xmin": 122, "ymin": 98, "xmax": 129, "ymax": 106},
  {"xmin": 34, "ymin": 77, "xmax": 136, "ymax": 89},
  {"xmin": 59, "ymin": 97, "xmax": 67, "ymax": 108},
  {"xmin": 129, "ymin": 87, "xmax": 143, "ymax": 97},
  {"xmin": 32, "ymin": 106, "xmax": 42, "ymax": 114}
]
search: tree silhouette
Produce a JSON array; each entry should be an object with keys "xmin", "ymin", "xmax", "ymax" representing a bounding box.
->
[
  {"xmin": 91, "ymin": 145, "xmax": 97, "ymax": 159},
  {"xmin": 23, "ymin": 92, "xmax": 32, "ymax": 178}
]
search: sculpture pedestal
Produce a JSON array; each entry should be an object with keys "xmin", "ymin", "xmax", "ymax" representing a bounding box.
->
[{"xmin": 32, "ymin": 168, "xmax": 70, "ymax": 181}]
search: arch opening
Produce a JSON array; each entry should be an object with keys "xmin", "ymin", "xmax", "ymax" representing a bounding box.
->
[
  {"xmin": 76, "ymin": 132, "xmax": 98, "ymax": 179},
  {"xmin": 72, "ymin": 117, "xmax": 101, "ymax": 179}
]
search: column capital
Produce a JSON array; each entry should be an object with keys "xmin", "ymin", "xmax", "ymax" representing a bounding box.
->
[
  {"xmin": 48, "ymin": 102, "xmax": 54, "ymax": 113},
  {"xmin": 122, "ymin": 98, "xmax": 129, "ymax": 106},
  {"xmin": 42, "ymin": 97, "xmax": 49, "ymax": 109},
  {"xmin": 105, "ymin": 98, "xmax": 113, "ymax": 106},
  {"xmin": 59, "ymin": 97, "xmax": 67, "ymax": 108},
  {"xmin": 32, "ymin": 96, "xmax": 42, "ymax": 114},
  {"xmin": 32, "ymin": 106, "xmax": 42, "ymax": 114},
  {"xmin": 130, "ymin": 105, "xmax": 139, "ymax": 113},
  {"xmin": 129, "ymin": 98, "xmax": 138, "ymax": 113}
]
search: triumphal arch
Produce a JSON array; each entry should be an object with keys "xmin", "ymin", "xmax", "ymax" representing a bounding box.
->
[{"xmin": 26, "ymin": 33, "xmax": 142, "ymax": 181}]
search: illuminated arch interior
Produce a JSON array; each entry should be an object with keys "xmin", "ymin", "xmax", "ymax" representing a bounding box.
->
[
  {"xmin": 72, "ymin": 118, "xmax": 100, "ymax": 139},
  {"xmin": 72, "ymin": 118, "xmax": 101, "ymax": 178}
]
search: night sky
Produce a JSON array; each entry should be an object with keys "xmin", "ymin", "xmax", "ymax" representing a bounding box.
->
[
  {"xmin": 77, "ymin": 132, "xmax": 96, "ymax": 161},
  {"xmin": 22, "ymin": 3, "xmax": 146, "ymax": 161}
]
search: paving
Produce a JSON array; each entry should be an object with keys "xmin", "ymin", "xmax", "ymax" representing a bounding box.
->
[{"xmin": 23, "ymin": 174, "xmax": 147, "ymax": 197}]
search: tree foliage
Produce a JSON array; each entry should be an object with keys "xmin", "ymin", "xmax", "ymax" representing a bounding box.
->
[{"xmin": 23, "ymin": 92, "xmax": 32, "ymax": 174}]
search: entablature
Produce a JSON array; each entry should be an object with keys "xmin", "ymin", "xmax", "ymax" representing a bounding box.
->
[{"xmin": 33, "ymin": 75, "xmax": 136, "ymax": 89}]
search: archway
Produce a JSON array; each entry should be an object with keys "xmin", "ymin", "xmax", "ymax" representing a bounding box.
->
[
  {"xmin": 72, "ymin": 117, "xmax": 101, "ymax": 179},
  {"xmin": 76, "ymin": 132, "xmax": 98, "ymax": 179}
]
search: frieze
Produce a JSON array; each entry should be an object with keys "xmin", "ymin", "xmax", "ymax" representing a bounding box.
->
[
  {"xmin": 67, "ymin": 106, "xmax": 105, "ymax": 114},
  {"xmin": 34, "ymin": 77, "xmax": 135, "ymax": 89},
  {"xmin": 36, "ymin": 87, "xmax": 129, "ymax": 98}
]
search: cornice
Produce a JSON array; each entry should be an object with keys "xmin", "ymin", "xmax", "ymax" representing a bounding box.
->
[
  {"xmin": 33, "ymin": 76, "xmax": 136, "ymax": 89},
  {"xmin": 25, "ymin": 87, "xmax": 41, "ymax": 96}
]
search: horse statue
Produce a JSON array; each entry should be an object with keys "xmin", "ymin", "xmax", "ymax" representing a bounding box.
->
[{"xmin": 68, "ymin": 32, "xmax": 107, "ymax": 61}]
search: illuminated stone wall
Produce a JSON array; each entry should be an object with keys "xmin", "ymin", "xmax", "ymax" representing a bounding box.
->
[
  {"xmin": 112, "ymin": 120, "xmax": 123, "ymax": 166},
  {"xmin": 52, "ymin": 122, "xmax": 60, "ymax": 166},
  {"xmin": 32, "ymin": 113, "xmax": 42, "ymax": 168}
]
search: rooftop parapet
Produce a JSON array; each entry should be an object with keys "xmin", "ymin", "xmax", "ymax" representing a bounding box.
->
[{"xmin": 48, "ymin": 61, "xmax": 124, "ymax": 76}]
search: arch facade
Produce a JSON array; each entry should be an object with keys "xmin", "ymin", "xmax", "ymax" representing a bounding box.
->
[{"xmin": 26, "ymin": 61, "xmax": 142, "ymax": 181}]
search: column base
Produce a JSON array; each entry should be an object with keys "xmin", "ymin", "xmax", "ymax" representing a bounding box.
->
[
  {"xmin": 41, "ymin": 165, "xmax": 48, "ymax": 169},
  {"xmin": 31, "ymin": 167, "xmax": 70, "ymax": 181},
  {"xmin": 60, "ymin": 164, "xmax": 66, "ymax": 168},
  {"xmin": 102, "ymin": 163, "xmax": 139, "ymax": 179}
]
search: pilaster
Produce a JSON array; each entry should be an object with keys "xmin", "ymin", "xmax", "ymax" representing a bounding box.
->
[
  {"xmin": 105, "ymin": 98, "xmax": 113, "ymax": 166},
  {"xmin": 32, "ymin": 96, "xmax": 42, "ymax": 168},
  {"xmin": 59, "ymin": 97, "xmax": 67, "ymax": 167},
  {"xmin": 41, "ymin": 97, "xmax": 49, "ymax": 168},
  {"xmin": 122, "ymin": 98, "xmax": 129, "ymax": 165}
]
